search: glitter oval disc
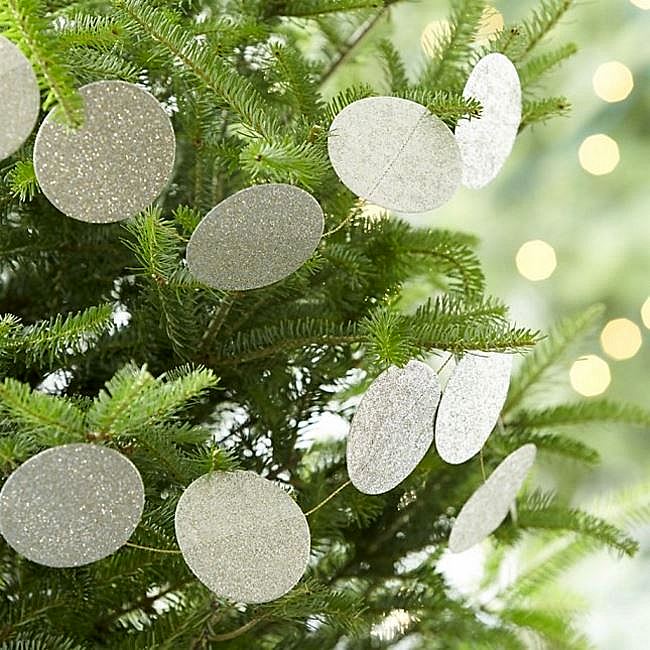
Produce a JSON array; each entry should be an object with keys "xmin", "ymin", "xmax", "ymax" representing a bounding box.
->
[
  {"xmin": 175, "ymin": 470, "xmax": 311, "ymax": 603},
  {"xmin": 327, "ymin": 96, "xmax": 462, "ymax": 213},
  {"xmin": 455, "ymin": 53, "xmax": 522, "ymax": 189},
  {"xmin": 0, "ymin": 36, "xmax": 40, "ymax": 160},
  {"xmin": 0, "ymin": 443, "xmax": 145, "ymax": 567},
  {"xmin": 346, "ymin": 360, "xmax": 441, "ymax": 495},
  {"xmin": 33, "ymin": 80, "xmax": 175, "ymax": 223},
  {"xmin": 449, "ymin": 444, "xmax": 537, "ymax": 553},
  {"xmin": 435, "ymin": 352, "xmax": 513, "ymax": 465},
  {"xmin": 186, "ymin": 183, "xmax": 324, "ymax": 290}
]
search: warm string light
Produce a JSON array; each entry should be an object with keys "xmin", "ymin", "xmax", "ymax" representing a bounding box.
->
[
  {"xmin": 420, "ymin": 20, "xmax": 450, "ymax": 58},
  {"xmin": 641, "ymin": 298, "xmax": 650, "ymax": 329},
  {"xmin": 515, "ymin": 239, "xmax": 557, "ymax": 281},
  {"xmin": 475, "ymin": 6, "xmax": 504, "ymax": 45},
  {"xmin": 570, "ymin": 355, "xmax": 611, "ymax": 397},
  {"xmin": 578, "ymin": 134, "xmax": 620, "ymax": 175},
  {"xmin": 593, "ymin": 61, "xmax": 634, "ymax": 103},
  {"xmin": 600, "ymin": 318, "xmax": 643, "ymax": 360}
]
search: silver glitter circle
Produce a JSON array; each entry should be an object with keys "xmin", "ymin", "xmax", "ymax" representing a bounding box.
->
[
  {"xmin": 346, "ymin": 360, "xmax": 441, "ymax": 495},
  {"xmin": 449, "ymin": 444, "xmax": 537, "ymax": 553},
  {"xmin": 455, "ymin": 53, "xmax": 522, "ymax": 189},
  {"xmin": 33, "ymin": 80, "xmax": 175, "ymax": 223},
  {"xmin": 175, "ymin": 470, "xmax": 311, "ymax": 603},
  {"xmin": 435, "ymin": 352, "xmax": 513, "ymax": 465},
  {"xmin": 327, "ymin": 96, "xmax": 462, "ymax": 213},
  {"xmin": 0, "ymin": 443, "xmax": 145, "ymax": 567},
  {"xmin": 186, "ymin": 183, "xmax": 324, "ymax": 290},
  {"xmin": 0, "ymin": 36, "xmax": 40, "ymax": 160}
]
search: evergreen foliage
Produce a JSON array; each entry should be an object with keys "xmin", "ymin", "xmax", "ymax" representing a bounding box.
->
[{"xmin": 0, "ymin": 0, "xmax": 645, "ymax": 647}]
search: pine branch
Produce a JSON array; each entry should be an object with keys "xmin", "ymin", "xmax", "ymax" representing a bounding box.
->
[
  {"xmin": 496, "ymin": 429, "xmax": 600, "ymax": 465},
  {"xmin": 504, "ymin": 305, "xmax": 604, "ymax": 413},
  {"xmin": 518, "ymin": 43, "xmax": 578, "ymax": 88},
  {"xmin": 86, "ymin": 364, "xmax": 217, "ymax": 437},
  {"xmin": 0, "ymin": 0, "xmax": 82, "ymax": 125},
  {"xmin": 0, "ymin": 378, "xmax": 85, "ymax": 445},
  {"xmin": 265, "ymin": 0, "xmax": 388, "ymax": 18},
  {"xmin": 519, "ymin": 0, "xmax": 576, "ymax": 58},
  {"xmin": 508, "ymin": 400, "xmax": 650, "ymax": 430},
  {"xmin": 377, "ymin": 38, "xmax": 409, "ymax": 91},
  {"xmin": 113, "ymin": 0, "xmax": 279, "ymax": 140},
  {"xmin": 517, "ymin": 491, "xmax": 639, "ymax": 557},
  {"xmin": 3, "ymin": 160, "xmax": 38, "ymax": 202},
  {"xmin": 394, "ymin": 88, "xmax": 482, "ymax": 128},
  {"xmin": 419, "ymin": 0, "xmax": 486, "ymax": 90},
  {"xmin": 17, "ymin": 304, "xmax": 115, "ymax": 366},
  {"xmin": 520, "ymin": 96, "xmax": 571, "ymax": 130}
]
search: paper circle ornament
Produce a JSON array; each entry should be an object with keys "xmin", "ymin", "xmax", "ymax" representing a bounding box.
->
[
  {"xmin": 186, "ymin": 183, "xmax": 324, "ymax": 290},
  {"xmin": 0, "ymin": 443, "xmax": 145, "ymax": 567},
  {"xmin": 327, "ymin": 96, "xmax": 462, "ymax": 213},
  {"xmin": 33, "ymin": 80, "xmax": 175, "ymax": 223},
  {"xmin": 455, "ymin": 53, "xmax": 522, "ymax": 189},
  {"xmin": 435, "ymin": 351, "xmax": 513, "ymax": 465},
  {"xmin": 346, "ymin": 360, "xmax": 441, "ymax": 495},
  {"xmin": 0, "ymin": 36, "xmax": 40, "ymax": 160},
  {"xmin": 175, "ymin": 470, "xmax": 311, "ymax": 603},
  {"xmin": 449, "ymin": 444, "xmax": 537, "ymax": 553}
]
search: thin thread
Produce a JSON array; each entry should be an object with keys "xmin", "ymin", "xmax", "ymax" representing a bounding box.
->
[
  {"xmin": 479, "ymin": 449, "xmax": 487, "ymax": 482},
  {"xmin": 125, "ymin": 542, "xmax": 182, "ymax": 555},
  {"xmin": 305, "ymin": 480, "xmax": 352, "ymax": 517}
]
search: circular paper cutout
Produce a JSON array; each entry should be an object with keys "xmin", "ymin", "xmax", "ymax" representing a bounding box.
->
[
  {"xmin": 455, "ymin": 53, "xmax": 522, "ymax": 189},
  {"xmin": 175, "ymin": 470, "xmax": 311, "ymax": 603},
  {"xmin": 435, "ymin": 351, "xmax": 513, "ymax": 465},
  {"xmin": 0, "ymin": 36, "xmax": 40, "ymax": 160},
  {"xmin": 0, "ymin": 443, "xmax": 145, "ymax": 567},
  {"xmin": 346, "ymin": 360, "xmax": 441, "ymax": 495},
  {"xmin": 328, "ymin": 96, "xmax": 462, "ymax": 213},
  {"xmin": 186, "ymin": 183, "xmax": 324, "ymax": 290},
  {"xmin": 33, "ymin": 80, "xmax": 175, "ymax": 223},
  {"xmin": 449, "ymin": 444, "xmax": 537, "ymax": 553}
]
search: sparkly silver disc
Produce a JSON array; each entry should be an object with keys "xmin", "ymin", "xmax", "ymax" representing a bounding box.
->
[
  {"xmin": 346, "ymin": 360, "xmax": 441, "ymax": 495},
  {"xmin": 0, "ymin": 443, "xmax": 145, "ymax": 567},
  {"xmin": 33, "ymin": 80, "xmax": 175, "ymax": 223},
  {"xmin": 186, "ymin": 183, "xmax": 324, "ymax": 290},
  {"xmin": 327, "ymin": 96, "xmax": 462, "ymax": 213},
  {"xmin": 455, "ymin": 53, "xmax": 522, "ymax": 189},
  {"xmin": 175, "ymin": 470, "xmax": 311, "ymax": 603},
  {"xmin": 435, "ymin": 352, "xmax": 513, "ymax": 465},
  {"xmin": 449, "ymin": 444, "xmax": 537, "ymax": 553},
  {"xmin": 0, "ymin": 36, "xmax": 40, "ymax": 160}
]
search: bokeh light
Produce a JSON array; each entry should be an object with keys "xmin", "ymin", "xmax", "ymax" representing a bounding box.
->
[
  {"xmin": 593, "ymin": 61, "xmax": 634, "ymax": 102},
  {"xmin": 570, "ymin": 355, "xmax": 611, "ymax": 397},
  {"xmin": 630, "ymin": 0, "xmax": 650, "ymax": 9},
  {"xmin": 578, "ymin": 134, "xmax": 620, "ymax": 175},
  {"xmin": 641, "ymin": 298, "xmax": 650, "ymax": 329},
  {"xmin": 515, "ymin": 240, "xmax": 557, "ymax": 281},
  {"xmin": 420, "ymin": 20, "xmax": 450, "ymax": 58},
  {"xmin": 475, "ymin": 6, "xmax": 504, "ymax": 45},
  {"xmin": 600, "ymin": 318, "xmax": 643, "ymax": 360}
]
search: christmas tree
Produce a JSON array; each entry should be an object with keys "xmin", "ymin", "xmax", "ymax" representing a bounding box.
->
[{"xmin": 1, "ymin": 0, "xmax": 648, "ymax": 647}]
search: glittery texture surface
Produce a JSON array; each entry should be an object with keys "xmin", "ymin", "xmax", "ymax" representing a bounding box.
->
[
  {"xmin": 327, "ymin": 96, "xmax": 462, "ymax": 213},
  {"xmin": 449, "ymin": 444, "xmax": 537, "ymax": 553},
  {"xmin": 175, "ymin": 470, "xmax": 311, "ymax": 603},
  {"xmin": 347, "ymin": 360, "xmax": 441, "ymax": 495},
  {"xmin": 435, "ymin": 351, "xmax": 513, "ymax": 465},
  {"xmin": 0, "ymin": 36, "xmax": 40, "ymax": 160},
  {"xmin": 186, "ymin": 183, "xmax": 324, "ymax": 290},
  {"xmin": 455, "ymin": 53, "xmax": 522, "ymax": 189},
  {"xmin": 0, "ymin": 444, "xmax": 144, "ymax": 567},
  {"xmin": 33, "ymin": 80, "xmax": 175, "ymax": 223}
]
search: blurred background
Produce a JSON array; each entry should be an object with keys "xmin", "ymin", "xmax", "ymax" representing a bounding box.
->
[{"xmin": 321, "ymin": 1, "xmax": 650, "ymax": 647}]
